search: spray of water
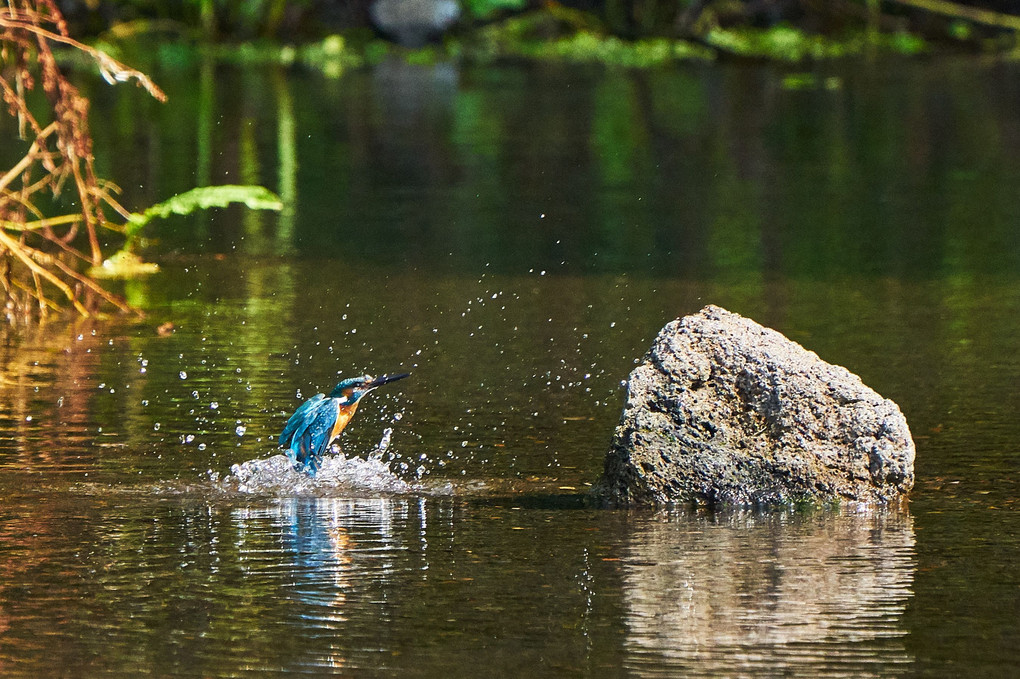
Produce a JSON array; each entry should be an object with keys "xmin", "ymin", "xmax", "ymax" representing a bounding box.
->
[{"xmin": 214, "ymin": 428, "xmax": 415, "ymax": 496}]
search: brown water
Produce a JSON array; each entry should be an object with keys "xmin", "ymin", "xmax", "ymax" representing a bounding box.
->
[{"xmin": 0, "ymin": 56, "xmax": 1018, "ymax": 676}]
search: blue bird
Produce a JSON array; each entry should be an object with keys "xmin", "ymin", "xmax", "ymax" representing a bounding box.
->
[{"xmin": 279, "ymin": 373, "xmax": 409, "ymax": 474}]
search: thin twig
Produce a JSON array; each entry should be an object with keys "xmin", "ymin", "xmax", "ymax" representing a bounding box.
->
[{"xmin": 0, "ymin": 122, "xmax": 57, "ymax": 193}]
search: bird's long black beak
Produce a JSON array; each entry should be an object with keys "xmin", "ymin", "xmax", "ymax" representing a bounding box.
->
[{"xmin": 368, "ymin": 372, "xmax": 410, "ymax": 388}]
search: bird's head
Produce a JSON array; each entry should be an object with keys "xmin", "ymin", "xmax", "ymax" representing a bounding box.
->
[{"xmin": 329, "ymin": 372, "xmax": 410, "ymax": 405}]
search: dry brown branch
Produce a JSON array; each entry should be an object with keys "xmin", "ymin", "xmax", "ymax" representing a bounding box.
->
[
  {"xmin": 0, "ymin": 227, "xmax": 90, "ymax": 315},
  {"xmin": 888, "ymin": 0, "xmax": 1020, "ymax": 30},
  {"xmin": 0, "ymin": 15, "xmax": 166, "ymax": 101},
  {"xmin": 1, "ymin": 0, "xmax": 166, "ymax": 321}
]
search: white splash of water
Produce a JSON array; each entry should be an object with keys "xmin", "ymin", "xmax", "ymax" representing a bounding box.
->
[
  {"xmin": 369, "ymin": 427, "xmax": 393, "ymax": 461},
  {"xmin": 216, "ymin": 452, "xmax": 414, "ymax": 496}
]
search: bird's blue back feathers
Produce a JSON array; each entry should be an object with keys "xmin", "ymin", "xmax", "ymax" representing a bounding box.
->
[{"xmin": 279, "ymin": 393, "xmax": 337, "ymax": 474}]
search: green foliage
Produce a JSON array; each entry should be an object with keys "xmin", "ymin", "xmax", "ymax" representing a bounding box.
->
[
  {"xmin": 705, "ymin": 25, "xmax": 853, "ymax": 61},
  {"xmin": 469, "ymin": 10, "xmax": 928, "ymax": 67},
  {"xmin": 126, "ymin": 185, "xmax": 283, "ymax": 236},
  {"xmin": 884, "ymin": 31, "xmax": 927, "ymax": 55},
  {"xmin": 476, "ymin": 12, "xmax": 712, "ymax": 66},
  {"xmin": 464, "ymin": 0, "xmax": 528, "ymax": 20},
  {"xmin": 89, "ymin": 250, "xmax": 161, "ymax": 278},
  {"xmin": 704, "ymin": 24, "xmax": 927, "ymax": 61},
  {"xmin": 525, "ymin": 33, "xmax": 712, "ymax": 66}
]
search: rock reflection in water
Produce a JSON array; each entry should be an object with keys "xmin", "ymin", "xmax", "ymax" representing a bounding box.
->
[{"xmin": 621, "ymin": 508, "xmax": 916, "ymax": 677}]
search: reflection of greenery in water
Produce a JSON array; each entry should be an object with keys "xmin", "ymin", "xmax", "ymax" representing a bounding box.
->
[{"xmin": 70, "ymin": 59, "xmax": 1020, "ymax": 283}]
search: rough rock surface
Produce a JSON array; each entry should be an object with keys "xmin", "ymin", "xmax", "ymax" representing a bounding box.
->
[{"xmin": 591, "ymin": 305, "xmax": 915, "ymax": 506}]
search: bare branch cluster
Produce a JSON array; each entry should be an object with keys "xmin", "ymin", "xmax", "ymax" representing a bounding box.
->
[{"xmin": 0, "ymin": 0, "xmax": 165, "ymax": 321}]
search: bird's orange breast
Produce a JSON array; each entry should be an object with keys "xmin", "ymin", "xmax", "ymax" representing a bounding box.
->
[{"xmin": 330, "ymin": 401, "xmax": 359, "ymax": 443}]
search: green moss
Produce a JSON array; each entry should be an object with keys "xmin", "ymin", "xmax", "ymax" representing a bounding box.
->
[
  {"xmin": 517, "ymin": 33, "xmax": 713, "ymax": 66},
  {"xmin": 472, "ymin": 11, "xmax": 713, "ymax": 67},
  {"xmin": 706, "ymin": 25, "xmax": 850, "ymax": 61},
  {"xmin": 705, "ymin": 24, "xmax": 927, "ymax": 61},
  {"xmin": 463, "ymin": 0, "xmax": 528, "ymax": 20},
  {"xmin": 87, "ymin": 7, "xmax": 932, "ymax": 75}
]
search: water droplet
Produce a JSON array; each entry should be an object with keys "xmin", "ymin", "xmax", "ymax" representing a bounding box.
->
[
  {"xmin": 153, "ymin": 422, "xmax": 160, "ymax": 431},
  {"xmin": 185, "ymin": 434, "xmax": 195, "ymax": 444},
  {"xmin": 235, "ymin": 425, "xmax": 247, "ymax": 436},
  {"xmin": 210, "ymin": 402, "xmax": 219, "ymax": 410},
  {"xmin": 198, "ymin": 443, "xmax": 207, "ymax": 451},
  {"xmin": 179, "ymin": 371, "xmax": 188, "ymax": 379}
]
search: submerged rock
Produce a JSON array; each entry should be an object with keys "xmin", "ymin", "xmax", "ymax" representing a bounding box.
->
[{"xmin": 592, "ymin": 305, "xmax": 915, "ymax": 507}]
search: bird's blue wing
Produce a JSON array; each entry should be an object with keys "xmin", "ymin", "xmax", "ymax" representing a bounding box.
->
[
  {"xmin": 280, "ymin": 393, "xmax": 325, "ymax": 447},
  {"xmin": 280, "ymin": 394, "xmax": 338, "ymax": 473},
  {"xmin": 298, "ymin": 403, "xmax": 340, "ymax": 468}
]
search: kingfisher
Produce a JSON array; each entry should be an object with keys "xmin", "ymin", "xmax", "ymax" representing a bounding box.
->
[{"xmin": 279, "ymin": 373, "xmax": 409, "ymax": 474}]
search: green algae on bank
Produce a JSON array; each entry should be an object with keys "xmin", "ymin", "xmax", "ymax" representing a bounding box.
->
[
  {"xmin": 86, "ymin": 9, "xmax": 933, "ymax": 75},
  {"xmin": 703, "ymin": 24, "xmax": 927, "ymax": 61},
  {"xmin": 185, "ymin": 26, "xmax": 924, "ymax": 71}
]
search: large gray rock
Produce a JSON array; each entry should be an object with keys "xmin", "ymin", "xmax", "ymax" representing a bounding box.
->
[{"xmin": 592, "ymin": 305, "xmax": 915, "ymax": 506}]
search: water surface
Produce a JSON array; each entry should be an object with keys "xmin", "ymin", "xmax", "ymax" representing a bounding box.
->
[{"xmin": 1, "ymin": 56, "xmax": 1018, "ymax": 676}]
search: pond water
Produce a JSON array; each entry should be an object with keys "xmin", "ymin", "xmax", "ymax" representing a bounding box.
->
[{"xmin": 1, "ymin": 56, "xmax": 1018, "ymax": 676}]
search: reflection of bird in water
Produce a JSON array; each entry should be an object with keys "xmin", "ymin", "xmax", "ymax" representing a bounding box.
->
[{"xmin": 279, "ymin": 373, "xmax": 409, "ymax": 474}]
